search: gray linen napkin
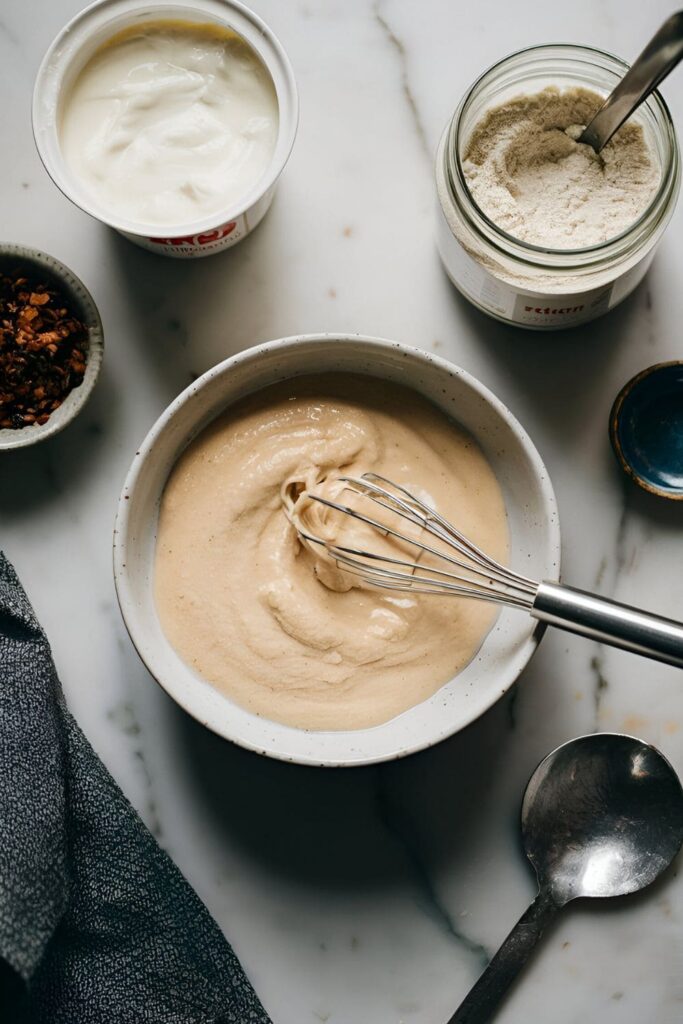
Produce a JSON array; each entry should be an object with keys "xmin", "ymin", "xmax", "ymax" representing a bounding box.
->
[{"xmin": 0, "ymin": 552, "xmax": 272, "ymax": 1024}]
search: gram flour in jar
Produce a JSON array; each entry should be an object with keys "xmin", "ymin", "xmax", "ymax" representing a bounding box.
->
[{"xmin": 463, "ymin": 86, "xmax": 660, "ymax": 249}]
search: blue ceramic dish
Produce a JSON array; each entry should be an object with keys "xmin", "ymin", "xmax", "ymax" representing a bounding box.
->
[{"xmin": 610, "ymin": 361, "xmax": 683, "ymax": 500}]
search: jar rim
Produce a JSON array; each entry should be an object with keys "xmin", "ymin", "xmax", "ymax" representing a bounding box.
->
[{"xmin": 447, "ymin": 42, "xmax": 680, "ymax": 267}]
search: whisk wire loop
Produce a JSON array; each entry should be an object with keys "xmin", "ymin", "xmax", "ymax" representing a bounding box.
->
[
  {"xmin": 354, "ymin": 475, "xmax": 537, "ymax": 583},
  {"xmin": 292, "ymin": 472, "xmax": 538, "ymax": 609},
  {"xmin": 289, "ymin": 473, "xmax": 683, "ymax": 670}
]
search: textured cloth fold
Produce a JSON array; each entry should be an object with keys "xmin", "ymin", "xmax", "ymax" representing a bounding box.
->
[{"xmin": 0, "ymin": 553, "xmax": 271, "ymax": 1024}]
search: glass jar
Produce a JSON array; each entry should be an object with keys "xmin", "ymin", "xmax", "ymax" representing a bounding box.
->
[{"xmin": 436, "ymin": 44, "xmax": 680, "ymax": 330}]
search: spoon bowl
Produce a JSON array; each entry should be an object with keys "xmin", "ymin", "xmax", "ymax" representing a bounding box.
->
[
  {"xmin": 450, "ymin": 733, "xmax": 683, "ymax": 1023},
  {"xmin": 522, "ymin": 733, "xmax": 683, "ymax": 903}
]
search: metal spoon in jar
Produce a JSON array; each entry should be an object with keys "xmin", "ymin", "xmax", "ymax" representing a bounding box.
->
[
  {"xmin": 578, "ymin": 12, "xmax": 683, "ymax": 152},
  {"xmin": 449, "ymin": 733, "xmax": 683, "ymax": 1024}
]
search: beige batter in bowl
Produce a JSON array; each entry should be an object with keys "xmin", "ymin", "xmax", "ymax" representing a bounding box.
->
[{"xmin": 113, "ymin": 335, "xmax": 560, "ymax": 766}]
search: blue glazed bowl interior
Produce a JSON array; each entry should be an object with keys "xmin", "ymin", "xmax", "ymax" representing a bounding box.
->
[{"xmin": 614, "ymin": 363, "xmax": 683, "ymax": 497}]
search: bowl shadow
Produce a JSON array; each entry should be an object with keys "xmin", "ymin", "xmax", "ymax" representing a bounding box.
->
[
  {"xmin": 103, "ymin": 211, "xmax": 294, "ymax": 401},
  {"xmin": 446, "ymin": 272, "xmax": 651, "ymax": 442},
  {"xmin": 171, "ymin": 687, "xmax": 522, "ymax": 892}
]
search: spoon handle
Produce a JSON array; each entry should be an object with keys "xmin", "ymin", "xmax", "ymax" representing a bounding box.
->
[
  {"xmin": 580, "ymin": 12, "xmax": 683, "ymax": 152},
  {"xmin": 447, "ymin": 890, "xmax": 559, "ymax": 1024}
]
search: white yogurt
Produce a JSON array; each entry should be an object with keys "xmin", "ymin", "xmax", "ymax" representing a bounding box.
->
[{"xmin": 59, "ymin": 21, "xmax": 279, "ymax": 227}]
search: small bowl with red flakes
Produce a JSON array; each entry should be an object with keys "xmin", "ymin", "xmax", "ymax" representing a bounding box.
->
[{"xmin": 0, "ymin": 243, "xmax": 103, "ymax": 451}]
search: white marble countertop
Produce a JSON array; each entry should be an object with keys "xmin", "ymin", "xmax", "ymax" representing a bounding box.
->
[{"xmin": 2, "ymin": 0, "xmax": 683, "ymax": 1020}]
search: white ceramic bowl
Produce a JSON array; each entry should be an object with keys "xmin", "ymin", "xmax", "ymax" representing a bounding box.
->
[
  {"xmin": 0, "ymin": 243, "xmax": 103, "ymax": 451},
  {"xmin": 114, "ymin": 335, "xmax": 560, "ymax": 766}
]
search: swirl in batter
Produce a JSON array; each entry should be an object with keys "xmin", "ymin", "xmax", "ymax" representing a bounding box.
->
[{"xmin": 154, "ymin": 374, "xmax": 508, "ymax": 730}]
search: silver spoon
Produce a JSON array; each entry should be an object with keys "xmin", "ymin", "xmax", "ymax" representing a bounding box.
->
[
  {"xmin": 578, "ymin": 12, "xmax": 683, "ymax": 152},
  {"xmin": 449, "ymin": 733, "xmax": 683, "ymax": 1024}
]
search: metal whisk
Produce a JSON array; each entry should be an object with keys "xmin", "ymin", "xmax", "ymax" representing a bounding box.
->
[{"xmin": 289, "ymin": 472, "xmax": 683, "ymax": 669}]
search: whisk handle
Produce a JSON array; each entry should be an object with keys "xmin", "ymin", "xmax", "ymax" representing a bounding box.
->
[{"xmin": 532, "ymin": 582, "xmax": 683, "ymax": 668}]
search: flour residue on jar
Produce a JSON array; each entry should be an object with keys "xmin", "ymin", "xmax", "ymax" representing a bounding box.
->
[
  {"xmin": 59, "ymin": 20, "xmax": 279, "ymax": 226},
  {"xmin": 463, "ymin": 86, "xmax": 661, "ymax": 249},
  {"xmin": 153, "ymin": 374, "xmax": 509, "ymax": 731}
]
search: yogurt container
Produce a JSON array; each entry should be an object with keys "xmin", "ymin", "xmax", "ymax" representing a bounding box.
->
[
  {"xmin": 436, "ymin": 45, "xmax": 680, "ymax": 330},
  {"xmin": 33, "ymin": 0, "xmax": 298, "ymax": 258}
]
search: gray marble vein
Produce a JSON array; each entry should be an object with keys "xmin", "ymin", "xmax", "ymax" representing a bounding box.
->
[
  {"xmin": 590, "ymin": 651, "xmax": 610, "ymax": 726},
  {"xmin": 376, "ymin": 769, "xmax": 490, "ymax": 967},
  {"xmin": 373, "ymin": 2, "xmax": 431, "ymax": 161},
  {"xmin": 107, "ymin": 696, "xmax": 163, "ymax": 841}
]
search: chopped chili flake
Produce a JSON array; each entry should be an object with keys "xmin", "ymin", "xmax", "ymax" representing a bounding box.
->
[{"xmin": 0, "ymin": 271, "xmax": 88, "ymax": 430}]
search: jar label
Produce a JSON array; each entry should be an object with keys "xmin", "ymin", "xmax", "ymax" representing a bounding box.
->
[
  {"xmin": 437, "ymin": 202, "xmax": 653, "ymax": 328},
  {"xmin": 511, "ymin": 287, "xmax": 613, "ymax": 327}
]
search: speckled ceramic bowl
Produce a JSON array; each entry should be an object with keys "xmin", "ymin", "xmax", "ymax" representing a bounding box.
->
[
  {"xmin": 114, "ymin": 335, "xmax": 560, "ymax": 766},
  {"xmin": 0, "ymin": 244, "xmax": 103, "ymax": 451}
]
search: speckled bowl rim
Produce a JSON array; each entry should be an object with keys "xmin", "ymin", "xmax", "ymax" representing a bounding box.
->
[
  {"xmin": 0, "ymin": 243, "xmax": 103, "ymax": 450},
  {"xmin": 609, "ymin": 360, "xmax": 683, "ymax": 501},
  {"xmin": 113, "ymin": 334, "xmax": 561, "ymax": 767}
]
